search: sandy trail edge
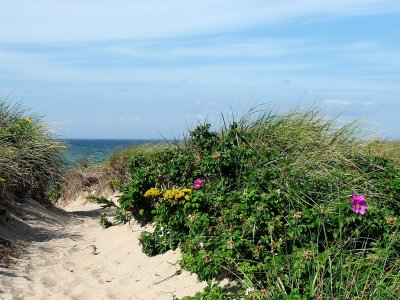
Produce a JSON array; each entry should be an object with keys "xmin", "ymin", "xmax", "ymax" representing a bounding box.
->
[{"xmin": 0, "ymin": 198, "xmax": 206, "ymax": 300}]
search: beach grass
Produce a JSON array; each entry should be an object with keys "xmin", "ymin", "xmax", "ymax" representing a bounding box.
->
[
  {"xmin": 365, "ymin": 140, "xmax": 400, "ymax": 162},
  {"xmin": 59, "ymin": 144, "xmax": 167, "ymax": 205},
  {"xmin": 0, "ymin": 100, "xmax": 65, "ymax": 203}
]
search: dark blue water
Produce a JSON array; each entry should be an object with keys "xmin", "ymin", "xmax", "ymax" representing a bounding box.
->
[{"xmin": 62, "ymin": 139, "xmax": 164, "ymax": 166}]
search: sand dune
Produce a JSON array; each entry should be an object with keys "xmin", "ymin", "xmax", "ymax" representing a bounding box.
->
[{"xmin": 0, "ymin": 198, "xmax": 206, "ymax": 300}]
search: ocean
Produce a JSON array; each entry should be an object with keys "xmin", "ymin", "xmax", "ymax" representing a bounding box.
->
[{"xmin": 62, "ymin": 139, "xmax": 164, "ymax": 166}]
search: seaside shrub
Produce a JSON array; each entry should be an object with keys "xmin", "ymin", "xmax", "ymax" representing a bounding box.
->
[
  {"xmin": 0, "ymin": 100, "xmax": 65, "ymax": 202},
  {"xmin": 96, "ymin": 109, "xmax": 400, "ymax": 299}
]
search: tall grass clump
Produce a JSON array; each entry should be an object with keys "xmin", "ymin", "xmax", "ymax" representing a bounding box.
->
[
  {"xmin": 0, "ymin": 100, "xmax": 65, "ymax": 202},
  {"xmin": 365, "ymin": 140, "xmax": 400, "ymax": 163},
  {"xmin": 95, "ymin": 108, "xmax": 400, "ymax": 299}
]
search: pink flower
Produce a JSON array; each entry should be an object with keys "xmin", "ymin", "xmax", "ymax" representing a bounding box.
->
[
  {"xmin": 193, "ymin": 178, "xmax": 205, "ymax": 190},
  {"xmin": 350, "ymin": 194, "xmax": 367, "ymax": 215},
  {"xmin": 198, "ymin": 242, "xmax": 205, "ymax": 249}
]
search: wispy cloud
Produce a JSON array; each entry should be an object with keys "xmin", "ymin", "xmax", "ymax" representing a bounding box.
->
[
  {"xmin": 0, "ymin": 1, "xmax": 399, "ymax": 139},
  {"xmin": 1, "ymin": 36, "xmax": 399, "ymax": 92},
  {"xmin": 324, "ymin": 99, "xmax": 353, "ymax": 106},
  {"xmin": 194, "ymin": 100, "xmax": 220, "ymax": 107},
  {"xmin": 119, "ymin": 116, "xmax": 141, "ymax": 123},
  {"xmin": 47, "ymin": 119, "xmax": 73, "ymax": 135},
  {"xmin": 323, "ymin": 99, "xmax": 377, "ymax": 107},
  {"xmin": 1, "ymin": 1, "xmax": 400, "ymax": 43}
]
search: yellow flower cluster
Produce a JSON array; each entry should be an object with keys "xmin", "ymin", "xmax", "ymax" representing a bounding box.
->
[
  {"xmin": 163, "ymin": 188, "xmax": 192, "ymax": 203},
  {"xmin": 144, "ymin": 187, "xmax": 161, "ymax": 198},
  {"xmin": 22, "ymin": 117, "xmax": 32, "ymax": 125}
]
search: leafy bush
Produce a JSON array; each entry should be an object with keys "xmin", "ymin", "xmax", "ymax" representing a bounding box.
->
[
  {"xmin": 0, "ymin": 100, "xmax": 65, "ymax": 202},
  {"xmin": 98, "ymin": 109, "xmax": 400, "ymax": 299}
]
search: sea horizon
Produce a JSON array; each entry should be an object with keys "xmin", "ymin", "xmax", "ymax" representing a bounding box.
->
[{"xmin": 61, "ymin": 138, "xmax": 166, "ymax": 165}]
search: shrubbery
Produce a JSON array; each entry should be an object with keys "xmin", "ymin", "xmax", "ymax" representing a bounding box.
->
[
  {"xmin": 0, "ymin": 100, "xmax": 65, "ymax": 202},
  {"xmin": 96, "ymin": 109, "xmax": 400, "ymax": 299}
]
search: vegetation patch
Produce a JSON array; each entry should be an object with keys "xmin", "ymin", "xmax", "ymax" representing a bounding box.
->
[
  {"xmin": 0, "ymin": 100, "xmax": 65, "ymax": 203},
  {"xmin": 366, "ymin": 140, "xmax": 400, "ymax": 163},
  {"xmin": 59, "ymin": 145, "xmax": 166, "ymax": 206},
  {"xmin": 92, "ymin": 108, "xmax": 400, "ymax": 299}
]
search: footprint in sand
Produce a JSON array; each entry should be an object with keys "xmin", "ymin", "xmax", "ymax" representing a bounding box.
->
[
  {"xmin": 68, "ymin": 245, "xmax": 79, "ymax": 254},
  {"xmin": 41, "ymin": 276, "xmax": 56, "ymax": 288}
]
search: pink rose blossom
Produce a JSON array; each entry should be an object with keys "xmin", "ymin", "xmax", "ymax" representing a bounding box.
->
[
  {"xmin": 193, "ymin": 178, "xmax": 205, "ymax": 190},
  {"xmin": 350, "ymin": 194, "xmax": 367, "ymax": 215}
]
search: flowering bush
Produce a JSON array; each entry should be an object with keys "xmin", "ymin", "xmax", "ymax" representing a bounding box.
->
[{"xmin": 97, "ymin": 110, "xmax": 400, "ymax": 299}]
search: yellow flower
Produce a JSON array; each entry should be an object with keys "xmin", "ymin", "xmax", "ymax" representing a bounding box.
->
[
  {"xmin": 144, "ymin": 187, "xmax": 161, "ymax": 198},
  {"xmin": 0, "ymin": 177, "xmax": 5, "ymax": 184},
  {"xmin": 163, "ymin": 190, "xmax": 174, "ymax": 200},
  {"xmin": 22, "ymin": 117, "xmax": 32, "ymax": 125},
  {"xmin": 163, "ymin": 188, "xmax": 192, "ymax": 203}
]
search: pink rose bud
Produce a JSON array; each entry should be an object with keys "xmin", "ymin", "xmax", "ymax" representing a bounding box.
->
[{"xmin": 193, "ymin": 178, "xmax": 205, "ymax": 190}]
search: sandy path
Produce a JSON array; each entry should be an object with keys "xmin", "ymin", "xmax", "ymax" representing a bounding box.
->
[{"xmin": 0, "ymin": 198, "xmax": 206, "ymax": 300}]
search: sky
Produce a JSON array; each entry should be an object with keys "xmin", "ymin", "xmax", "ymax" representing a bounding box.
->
[{"xmin": 0, "ymin": 0, "xmax": 399, "ymax": 139}]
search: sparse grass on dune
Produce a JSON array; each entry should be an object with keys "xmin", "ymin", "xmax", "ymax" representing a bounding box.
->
[
  {"xmin": 365, "ymin": 140, "xmax": 400, "ymax": 163},
  {"xmin": 58, "ymin": 145, "xmax": 167, "ymax": 205},
  {"xmin": 0, "ymin": 99, "xmax": 65, "ymax": 266}
]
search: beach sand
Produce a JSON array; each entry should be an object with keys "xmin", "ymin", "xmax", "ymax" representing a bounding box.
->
[{"xmin": 0, "ymin": 197, "xmax": 206, "ymax": 299}]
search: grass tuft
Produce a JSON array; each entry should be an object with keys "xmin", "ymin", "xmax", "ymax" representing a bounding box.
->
[
  {"xmin": 58, "ymin": 145, "xmax": 166, "ymax": 205},
  {"xmin": 0, "ymin": 99, "xmax": 65, "ymax": 202}
]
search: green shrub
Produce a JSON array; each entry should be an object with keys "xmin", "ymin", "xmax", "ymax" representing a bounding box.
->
[
  {"xmin": 0, "ymin": 100, "xmax": 65, "ymax": 202},
  {"xmin": 98, "ymin": 109, "xmax": 400, "ymax": 299}
]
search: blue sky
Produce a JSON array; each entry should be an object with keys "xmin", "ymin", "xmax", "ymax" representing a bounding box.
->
[{"xmin": 1, "ymin": 0, "xmax": 399, "ymax": 139}]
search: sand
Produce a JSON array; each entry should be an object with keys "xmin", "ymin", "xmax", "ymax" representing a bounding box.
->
[{"xmin": 0, "ymin": 197, "xmax": 207, "ymax": 300}]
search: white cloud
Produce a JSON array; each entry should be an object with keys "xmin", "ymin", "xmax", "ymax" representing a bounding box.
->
[
  {"xmin": 104, "ymin": 38, "xmax": 308, "ymax": 60},
  {"xmin": 1, "ymin": 0, "xmax": 399, "ymax": 42},
  {"xmin": 187, "ymin": 114, "xmax": 209, "ymax": 121},
  {"xmin": 47, "ymin": 119, "xmax": 73, "ymax": 135},
  {"xmin": 323, "ymin": 99, "xmax": 377, "ymax": 107},
  {"xmin": 194, "ymin": 100, "xmax": 220, "ymax": 107},
  {"xmin": 324, "ymin": 99, "xmax": 353, "ymax": 106},
  {"xmin": 0, "ymin": 46, "xmax": 321, "ymax": 83},
  {"xmin": 119, "ymin": 116, "xmax": 141, "ymax": 123}
]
